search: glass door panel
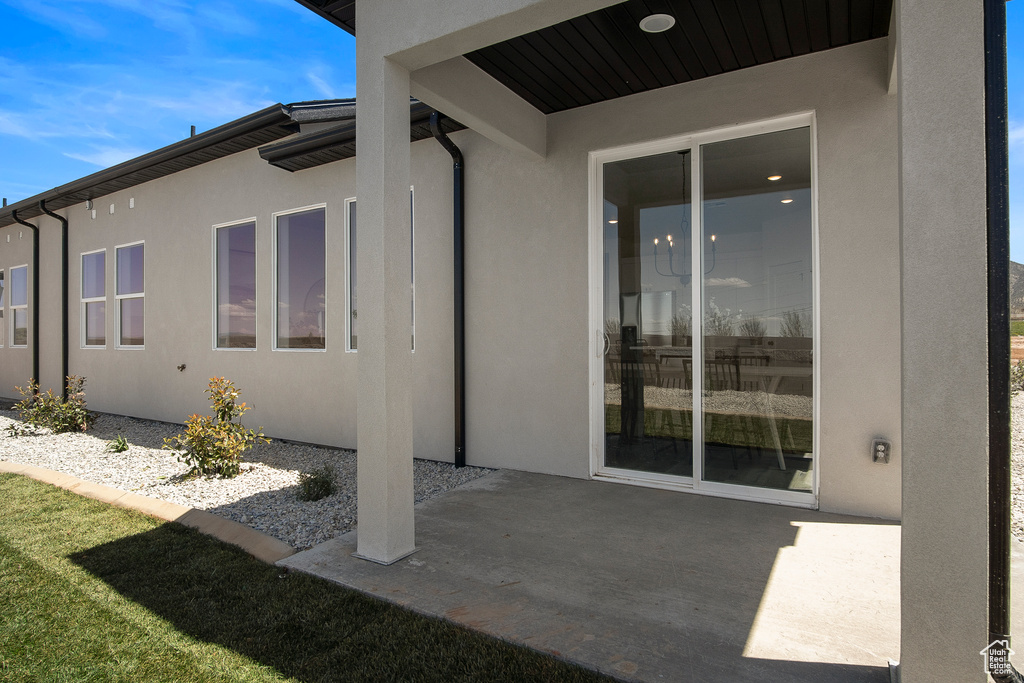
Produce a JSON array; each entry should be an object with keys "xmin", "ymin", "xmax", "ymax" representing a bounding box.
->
[
  {"xmin": 699, "ymin": 128, "xmax": 814, "ymax": 492},
  {"xmin": 603, "ymin": 150, "xmax": 693, "ymax": 477}
]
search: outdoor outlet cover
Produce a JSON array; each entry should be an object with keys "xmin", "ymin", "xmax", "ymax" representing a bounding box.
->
[{"xmin": 872, "ymin": 439, "xmax": 891, "ymax": 464}]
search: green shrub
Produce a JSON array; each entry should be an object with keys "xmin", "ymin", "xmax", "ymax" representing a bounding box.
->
[
  {"xmin": 163, "ymin": 377, "xmax": 269, "ymax": 477},
  {"xmin": 1013, "ymin": 360, "xmax": 1024, "ymax": 395},
  {"xmin": 106, "ymin": 434, "xmax": 129, "ymax": 453},
  {"xmin": 297, "ymin": 464, "xmax": 337, "ymax": 502},
  {"xmin": 12, "ymin": 376, "xmax": 94, "ymax": 434}
]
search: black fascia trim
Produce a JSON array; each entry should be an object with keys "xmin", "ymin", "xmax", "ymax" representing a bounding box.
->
[{"xmin": 0, "ymin": 103, "xmax": 295, "ymax": 228}]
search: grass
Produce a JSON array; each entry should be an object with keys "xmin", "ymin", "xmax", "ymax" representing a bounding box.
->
[
  {"xmin": 0, "ymin": 473, "xmax": 608, "ymax": 683},
  {"xmin": 605, "ymin": 405, "xmax": 813, "ymax": 453},
  {"xmin": 1012, "ymin": 320, "xmax": 1024, "ymax": 336}
]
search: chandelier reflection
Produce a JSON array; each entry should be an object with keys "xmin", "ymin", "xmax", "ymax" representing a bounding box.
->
[{"xmin": 653, "ymin": 232, "xmax": 715, "ymax": 285}]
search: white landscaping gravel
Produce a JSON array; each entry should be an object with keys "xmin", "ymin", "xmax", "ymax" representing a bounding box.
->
[
  {"xmin": 1012, "ymin": 393, "xmax": 1024, "ymax": 540},
  {"xmin": 0, "ymin": 410, "xmax": 490, "ymax": 550}
]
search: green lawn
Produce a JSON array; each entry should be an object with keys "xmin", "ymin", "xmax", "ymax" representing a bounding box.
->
[
  {"xmin": 1011, "ymin": 320, "xmax": 1024, "ymax": 336},
  {"xmin": 0, "ymin": 473, "xmax": 608, "ymax": 683}
]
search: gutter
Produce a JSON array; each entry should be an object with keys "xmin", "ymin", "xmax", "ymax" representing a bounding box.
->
[
  {"xmin": 985, "ymin": 0, "xmax": 1022, "ymax": 680},
  {"xmin": 9, "ymin": 210, "xmax": 40, "ymax": 390},
  {"xmin": 430, "ymin": 112, "xmax": 466, "ymax": 468},
  {"xmin": 38, "ymin": 201, "xmax": 69, "ymax": 401}
]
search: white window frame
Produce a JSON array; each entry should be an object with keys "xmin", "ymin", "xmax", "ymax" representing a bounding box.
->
[
  {"xmin": 345, "ymin": 188, "xmax": 416, "ymax": 353},
  {"xmin": 115, "ymin": 240, "xmax": 145, "ymax": 350},
  {"xmin": 81, "ymin": 248, "xmax": 106, "ymax": 349},
  {"xmin": 9, "ymin": 264, "xmax": 28, "ymax": 349},
  {"xmin": 272, "ymin": 204, "xmax": 327, "ymax": 352},
  {"xmin": 212, "ymin": 218, "xmax": 258, "ymax": 351},
  {"xmin": 0, "ymin": 268, "xmax": 6, "ymax": 348},
  {"xmin": 587, "ymin": 111, "xmax": 820, "ymax": 509}
]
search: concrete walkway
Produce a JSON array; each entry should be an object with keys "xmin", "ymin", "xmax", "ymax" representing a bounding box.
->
[{"xmin": 280, "ymin": 470, "xmax": 901, "ymax": 683}]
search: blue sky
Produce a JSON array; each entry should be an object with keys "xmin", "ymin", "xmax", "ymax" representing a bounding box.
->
[
  {"xmin": 0, "ymin": 0, "xmax": 354, "ymax": 204},
  {"xmin": 2, "ymin": 1, "xmax": 1023, "ymax": 260}
]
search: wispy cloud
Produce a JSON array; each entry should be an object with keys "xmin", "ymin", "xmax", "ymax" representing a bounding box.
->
[
  {"xmin": 63, "ymin": 145, "xmax": 150, "ymax": 168},
  {"xmin": 1011, "ymin": 121, "xmax": 1024, "ymax": 150}
]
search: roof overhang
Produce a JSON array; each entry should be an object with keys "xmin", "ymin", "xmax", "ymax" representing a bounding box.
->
[{"xmin": 296, "ymin": 0, "xmax": 893, "ymax": 115}]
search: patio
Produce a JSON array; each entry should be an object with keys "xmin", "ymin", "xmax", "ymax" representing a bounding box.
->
[{"xmin": 280, "ymin": 470, "xmax": 903, "ymax": 682}]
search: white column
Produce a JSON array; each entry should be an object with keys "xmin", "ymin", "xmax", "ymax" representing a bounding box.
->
[
  {"xmin": 354, "ymin": 31, "xmax": 416, "ymax": 564},
  {"xmin": 897, "ymin": 1, "xmax": 989, "ymax": 680}
]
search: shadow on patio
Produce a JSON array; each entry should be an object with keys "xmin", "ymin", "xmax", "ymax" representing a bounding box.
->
[{"xmin": 281, "ymin": 470, "xmax": 900, "ymax": 682}]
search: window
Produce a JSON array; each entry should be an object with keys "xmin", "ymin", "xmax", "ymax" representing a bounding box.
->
[
  {"xmin": 10, "ymin": 265, "xmax": 27, "ymax": 347},
  {"xmin": 81, "ymin": 250, "xmax": 106, "ymax": 348},
  {"xmin": 116, "ymin": 242, "xmax": 144, "ymax": 348},
  {"xmin": 345, "ymin": 189, "xmax": 415, "ymax": 352},
  {"xmin": 0, "ymin": 269, "xmax": 6, "ymax": 347},
  {"xmin": 214, "ymin": 220, "xmax": 256, "ymax": 349},
  {"xmin": 274, "ymin": 206, "xmax": 325, "ymax": 350}
]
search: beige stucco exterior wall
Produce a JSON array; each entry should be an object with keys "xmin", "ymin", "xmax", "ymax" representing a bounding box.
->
[
  {"xmin": 450, "ymin": 37, "xmax": 901, "ymax": 518},
  {"xmin": 3, "ymin": 36, "xmax": 900, "ymax": 520},
  {"xmin": 6, "ymin": 138, "xmax": 458, "ymax": 466}
]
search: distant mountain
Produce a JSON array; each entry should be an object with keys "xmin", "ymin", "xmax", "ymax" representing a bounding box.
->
[{"xmin": 1012, "ymin": 261, "xmax": 1024, "ymax": 318}]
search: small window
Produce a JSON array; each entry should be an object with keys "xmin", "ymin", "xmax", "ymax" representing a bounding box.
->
[
  {"xmin": 10, "ymin": 265, "xmax": 27, "ymax": 347},
  {"xmin": 81, "ymin": 250, "xmax": 106, "ymax": 348},
  {"xmin": 115, "ymin": 242, "xmax": 144, "ymax": 348},
  {"xmin": 0, "ymin": 269, "xmax": 6, "ymax": 348},
  {"xmin": 345, "ymin": 189, "xmax": 415, "ymax": 352},
  {"xmin": 214, "ymin": 220, "xmax": 257, "ymax": 349},
  {"xmin": 275, "ymin": 206, "xmax": 325, "ymax": 350}
]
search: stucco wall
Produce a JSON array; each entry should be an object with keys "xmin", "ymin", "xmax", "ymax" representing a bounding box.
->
[
  {"xmin": 4, "ymin": 36, "xmax": 900, "ymax": 519},
  {"xmin": 451, "ymin": 36, "xmax": 901, "ymax": 517},
  {"xmin": 9, "ymin": 137, "xmax": 458, "ymax": 464}
]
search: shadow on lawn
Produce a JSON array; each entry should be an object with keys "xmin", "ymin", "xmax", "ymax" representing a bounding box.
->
[{"xmin": 68, "ymin": 522, "xmax": 607, "ymax": 683}]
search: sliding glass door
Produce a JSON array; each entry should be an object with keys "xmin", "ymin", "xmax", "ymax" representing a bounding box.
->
[{"xmin": 595, "ymin": 119, "xmax": 816, "ymax": 505}]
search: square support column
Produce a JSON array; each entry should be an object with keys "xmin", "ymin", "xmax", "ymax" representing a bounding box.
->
[
  {"xmin": 354, "ymin": 43, "xmax": 416, "ymax": 565},
  {"xmin": 897, "ymin": 1, "xmax": 989, "ymax": 679}
]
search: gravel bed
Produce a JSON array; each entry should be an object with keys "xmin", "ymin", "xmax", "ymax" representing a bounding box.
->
[
  {"xmin": 604, "ymin": 384, "xmax": 813, "ymax": 419},
  {"xmin": 0, "ymin": 411, "xmax": 490, "ymax": 550},
  {"xmin": 1012, "ymin": 393, "xmax": 1024, "ymax": 540}
]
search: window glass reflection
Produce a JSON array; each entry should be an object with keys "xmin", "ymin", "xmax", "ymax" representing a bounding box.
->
[
  {"xmin": 277, "ymin": 208, "xmax": 326, "ymax": 349},
  {"xmin": 217, "ymin": 222, "xmax": 256, "ymax": 349}
]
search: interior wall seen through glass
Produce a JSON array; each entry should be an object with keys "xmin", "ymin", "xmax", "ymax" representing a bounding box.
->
[
  {"xmin": 216, "ymin": 222, "xmax": 257, "ymax": 349},
  {"xmin": 277, "ymin": 208, "xmax": 326, "ymax": 350}
]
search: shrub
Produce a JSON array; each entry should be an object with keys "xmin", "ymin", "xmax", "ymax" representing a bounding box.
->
[
  {"xmin": 12, "ymin": 376, "xmax": 94, "ymax": 434},
  {"xmin": 106, "ymin": 434, "xmax": 129, "ymax": 453},
  {"xmin": 163, "ymin": 377, "xmax": 269, "ymax": 478},
  {"xmin": 1012, "ymin": 360, "xmax": 1024, "ymax": 396},
  {"xmin": 297, "ymin": 464, "xmax": 337, "ymax": 502}
]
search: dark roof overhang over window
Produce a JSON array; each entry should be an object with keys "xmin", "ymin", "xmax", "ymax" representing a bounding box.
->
[{"xmin": 294, "ymin": 0, "xmax": 893, "ymax": 115}]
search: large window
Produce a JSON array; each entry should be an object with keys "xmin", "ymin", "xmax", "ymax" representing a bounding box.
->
[
  {"xmin": 10, "ymin": 265, "xmax": 27, "ymax": 347},
  {"xmin": 594, "ymin": 115, "xmax": 816, "ymax": 506},
  {"xmin": 81, "ymin": 250, "xmax": 106, "ymax": 348},
  {"xmin": 345, "ymin": 190, "xmax": 415, "ymax": 352},
  {"xmin": 214, "ymin": 220, "xmax": 257, "ymax": 349},
  {"xmin": 116, "ymin": 242, "xmax": 144, "ymax": 348},
  {"xmin": 275, "ymin": 206, "xmax": 325, "ymax": 350},
  {"xmin": 0, "ymin": 269, "xmax": 6, "ymax": 347}
]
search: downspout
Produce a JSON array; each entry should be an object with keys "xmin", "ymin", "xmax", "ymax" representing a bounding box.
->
[
  {"xmin": 986, "ymin": 1, "xmax": 1022, "ymax": 681},
  {"xmin": 9, "ymin": 210, "xmax": 40, "ymax": 391},
  {"xmin": 39, "ymin": 201, "xmax": 68, "ymax": 401},
  {"xmin": 430, "ymin": 112, "xmax": 466, "ymax": 468}
]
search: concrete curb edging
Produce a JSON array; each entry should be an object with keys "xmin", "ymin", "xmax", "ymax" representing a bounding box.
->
[{"xmin": 0, "ymin": 460, "xmax": 296, "ymax": 565}]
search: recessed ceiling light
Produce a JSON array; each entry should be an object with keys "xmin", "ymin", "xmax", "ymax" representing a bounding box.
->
[
  {"xmin": 767, "ymin": 175, "xmax": 782, "ymax": 181},
  {"xmin": 608, "ymin": 219, "xmax": 618, "ymax": 224},
  {"xmin": 639, "ymin": 14, "xmax": 675, "ymax": 33},
  {"xmin": 781, "ymin": 198, "xmax": 794, "ymax": 204}
]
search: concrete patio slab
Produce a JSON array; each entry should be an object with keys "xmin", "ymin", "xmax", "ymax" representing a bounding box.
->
[{"xmin": 280, "ymin": 470, "xmax": 901, "ymax": 682}]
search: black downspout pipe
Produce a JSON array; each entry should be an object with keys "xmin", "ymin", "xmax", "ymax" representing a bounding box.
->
[
  {"xmin": 986, "ymin": 1, "xmax": 1022, "ymax": 681},
  {"xmin": 9, "ymin": 210, "xmax": 40, "ymax": 392},
  {"xmin": 39, "ymin": 200, "xmax": 69, "ymax": 401},
  {"xmin": 430, "ymin": 112, "xmax": 466, "ymax": 468}
]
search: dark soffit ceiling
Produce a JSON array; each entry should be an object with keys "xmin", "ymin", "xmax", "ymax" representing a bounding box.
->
[{"xmin": 295, "ymin": 0, "xmax": 892, "ymax": 115}]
